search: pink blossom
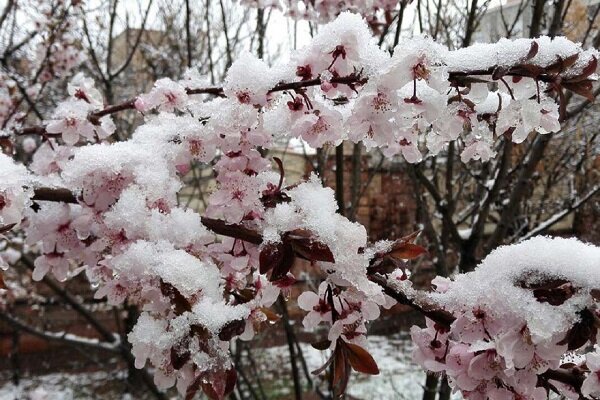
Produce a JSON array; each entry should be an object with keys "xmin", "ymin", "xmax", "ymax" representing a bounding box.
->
[
  {"xmin": 582, "ymin": 352, "xmax": 600, "ymax": 398},
  {"xmin": 297, "ymin": 282, "xmax": 333, "ymax": 329}
]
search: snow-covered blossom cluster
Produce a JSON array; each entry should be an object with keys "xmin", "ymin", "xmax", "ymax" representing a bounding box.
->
[
  {"xmin": 411, "ymin": 237, "xmax": 600, "ymax": 399},
  {"xmin": 0, "ymin": 154, "xmax": 31, "ymax": 230},
  {"xmin": 45, "ymin": 73, "xmax": 115, "ymax": 145},
  {"xmin": 0, "ymin": 0, "xmax": 85, "ymax": 131},
  {"xmin": 2, "ymin": 11, "xmax": 599, "ymax": 400},
  {"xmin": 33, "ymin": 1, "xmax": 85, "ymax": 83},
  {"xmin": 241, "ymin": 0, "xmax": 401, "ymax": 23}
]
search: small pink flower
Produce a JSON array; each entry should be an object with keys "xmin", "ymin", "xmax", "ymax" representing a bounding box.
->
[
  {"xmin": 582, "ymin": 352, "xmax": 600, "ymax": 398},
  {"xmin": 297, "ymin": 282, "xmax": 332, "ymax": 329}
]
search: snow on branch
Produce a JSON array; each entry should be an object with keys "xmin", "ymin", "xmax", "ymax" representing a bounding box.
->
[{"xmin": 1, "ymin": 12, "xmax": 599, "ymax": 400}]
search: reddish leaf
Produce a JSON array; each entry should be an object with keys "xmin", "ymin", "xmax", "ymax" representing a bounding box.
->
[
  {"xmin": 259, "ymin": 243, "xmax": 284, "ymax": 274},
  {"xmin": 200, "ymin": 368, "xmax": 237, "ymax": 400},
  {"xmin": 525, "ymin": 41, "xmax": 539, "ymax": 61},
  {"xmin": 185, "ymin": 376, "xmax": 202, "ymax": 400},
  {"xmin": 548, "ymin": 53, "xmax": 579, "ymax": 74},
  {"xmin": 344, "ymin": 342, "xmax": 380, "ymax": 375},
  {"xmin": 218, "ymin": 319, "xmax": 246, "ymax": 341},
  {"xmin": 568, "ymin": 56, "xmax": 598, "ymax": 82},
  {"xmin": 562, "ymin": 80, "xmax": 595, "ymax": 101},
  {"xmin": 0, "ymin": 223, "xmax": 16, "ymax": 234},
  {"xmin": 311, "ymin": 350, "xmax": 335, "ymax": 376},
  {"xmin": 171, "ymin": 345, "xmax": 191, "ymax": 370},
  {"xmin": 269, "ymin": 242, "xmax": 295, "ymax": 281},
  {"xmin": 399, "ymin": 230, "xmax": 421, "ymax": 243},
  {"xmin": 224, "ymin": 368, "xmax": 237, "ymax": 398},
  {"xmin": 200, "ymin": 380, "xmax": 220, "ymax": 400},
  {"xmin": 160, "ymin": 280, "xmax": 192, "ymax": 315},
  {"xmin": 558, "ymin": 308, "xmax": 597, "ymax": 350},
  {"xmin": 388, "ymin": 243, "xmax": 427, "ymax": 260},
  {"xmin": 259, "ymin": 307, "xmax": 280, "ymax": 323},
  {"xmin": 286, "ymin": 229, "xmax": 335, "ymax": 262},
  {"xmin": 492, "ymin": 66, "xmax": 509, "ymax": 80},
  {"xmin": 535, "ymin": 282, "xmax": 576, "ymax": 306},
  {"xmin": 562, "ymin": 53, "xmax": 580, "ymax": 69},
  {"xmin": 190, "ymin": 324, "xmax": 210, "ymax": 340},
  {"xmin": 311, "ymin": 339, "xmax": 332, "ymax": 350},
  {"xmin": 333, "ymin": 344, "xmax": 351, "ymax": 398},
  {"xmin": 290, "ymin": 238, "xmax": 335, "ymax": 263},
  {"xmin": 519, "ymin": 276, "xmax": 577, "ymax": 306},
  {"xmin": 234, "ymin": 287, "xmax": 257, "ymax": 304},
  {"xmin": 367, "ymin": 255, "xmax": 407, "ymax": 275}
]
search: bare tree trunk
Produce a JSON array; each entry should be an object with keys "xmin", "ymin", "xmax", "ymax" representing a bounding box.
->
[
  {"xmin": 185, "ymin": 0, "xmax": 192, "ymax": 68},
  {"xmin": 529, "ymin": 0, "xmax": 546, "ymax": 37},
  {"xmin": 422, "ymin": 374, "xmax": 438, "ymax": 400},
  {"xmin": 438, "ymin": 377, "xmax": 451, "ymax": 400},
  {"xmin": 335, "ymin": 144, "xmax": 345, "ymax": 215},
  {"xmin": 278, "ymin": 296, "xmax": 303, "ymax": 400},
  {"xmin": 257, "ymin": 8, "xmax": 265, "ymax": 59},
  {"xmin": 349, "ymin": 143, "xmax": 362, "ymax": 221}
]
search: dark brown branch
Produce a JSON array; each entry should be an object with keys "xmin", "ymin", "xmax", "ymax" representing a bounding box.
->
[
  {"xmin": 14, "ymin": 52, "xmax": 592, "ymax": 137},
  {"xmin": 200, "ymin": 217, "xmax": 263, "ymax": 245},
  {"xmin": 541, "ymin": 368, "xmax": 585, "ymax": 391},
  {"xmin": 0, "ymin": 312, "xmax": 120, "ymax": 353},
  {"xmin": 368, "ymin": 273, "xmax": 456, "ymax": 327},
  {"xmin": 32, "ymin": 188, "xmax": 77, "ymax": 204}
]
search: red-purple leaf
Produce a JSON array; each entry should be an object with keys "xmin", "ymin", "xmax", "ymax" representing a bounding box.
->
[
  {"xmin": 344, "ymin": 342, "xmax": 380, "ymax": 375},
  {"xmin": 558, "ymin": 308, "xmax": 597, "ymax": 350},
  {"xmin": 311, "ymin": 339, "xmax": 332, "ymax": 350},
  {"xmin": 290, "ymin": 238, "xmax": 335, "ymax": 263},
  {"xmin": 562, "ymin": 53, "xmax": 580, "ymax": 69},
  {"xmin": 269, "ymin": 242, "xmax": 295, "ymax": 282},
  {"xmin": 224, "ymin": 368, "xmax": 237, "ymax": 398},
  {"xmin": 259, "ymin": 243, "xmax": 284, "ymax": 274},
  {"xmin": 525, "ymin": 41, "xmax": 539, "ymax": 61},
  {"xmin": 570, "ymin": 56, "xmax": 598, "ymax": 82},
  {"xmin": 200, "ymin": 368, "xmax": 237, "ymax": 400},
  {"xmin": 218, "ymin": 319, "xmax": 246, "ymax": 341},
  {"xmin": 171, "ymin": 345, "xmax": 191, "ymax": 370},
  {"xmin": 287, "ymin": 230, "xmax": 335, "ymax": 263},
  {"xmin": 492, "ymin": 66, "xmax": 509, "ymax": 80},
  {"xmin": 562, "ymin": 80, "xmax": 596, "ymax": 101},
  {"xmin": 311, "ymin": 350, "xmax": 335, "ymax": 376},
  {"xmin": 234, "ymin": 287, "xmax": 257, "ymax": 304},
  {"xmin": 519, "ymin": 276, "xmax": 578, "ymax": 306},
  {"xmin": 160, "ymin": 280, "xmax": 192, "ymax": 315},
  {"xmin": 200, "ymin": 380, "xmax": 220, "ymax": 400},
  {"xmin": 388, "ymin": 243, "xmax": 427, "ymax": 260},
  {"xmin": 399, "ymin": 230, "xmax": 421, "ymax": 244},
  {"xmin": 333, "ymin": 344, "xmax": 351, "ymax": 397},
  {"xmin": 259, "ymin": 307, "xmax": 281, "ymax": 323},
  {"xmin": 185, "ymin": 377, "xmax": 202, "ymax": 400},
  {"xmin": 0, "ymin": 223, "xmax": 16, "ymax": 234}
]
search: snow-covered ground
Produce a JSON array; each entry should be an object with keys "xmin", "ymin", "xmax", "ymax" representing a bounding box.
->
[
  {"xmin": 0, "ymin": 335, "xmax": 452, "ymax": 399},
  {"xmin": 252, "ymin": 334, "xmax": 449, "ymax": 399},
  {"xmin": 0, "ymin": 370, "xmax": 139, "ymax": 400}
]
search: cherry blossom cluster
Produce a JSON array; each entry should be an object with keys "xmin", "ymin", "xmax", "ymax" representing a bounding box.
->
[
  {"xmin": 411, "ymin": 237, "xmax": 600, "ymax": 399},
  {"xmin": 2, "ymin": 11, "xmax": 599, "ymax": 399},
  {"xmin": 33, "ymin": 1, "xmax": 85, "ymax": 84},
  {"xmin": 0, "ymin": 154, "xmax": 31, "ymax": 231},
  {"xmin": 240, "ymin": 0, "xmax": 401, "ymax": 23},
  {"xmin": 45, "ymin": 73, "xmax": 116, "ymax": 145},
  {"xmin": 0, "ymin": 0, "xmax": 85, "ymax": 132}
]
